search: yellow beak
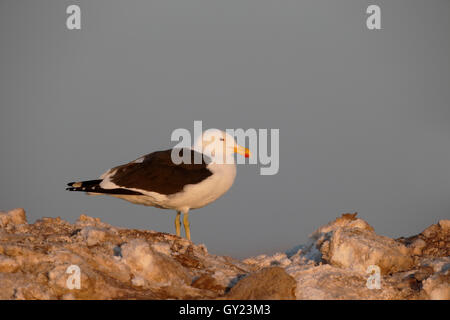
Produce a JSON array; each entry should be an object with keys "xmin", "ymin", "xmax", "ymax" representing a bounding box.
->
[{"xmin": 234, "ymin": 145, "xmax": 252, "ymax": 158}]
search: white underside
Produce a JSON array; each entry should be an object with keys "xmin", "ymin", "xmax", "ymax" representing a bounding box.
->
[{"xmin": 98, "ymin": 162, "xmax": 236, "ymax": 213}]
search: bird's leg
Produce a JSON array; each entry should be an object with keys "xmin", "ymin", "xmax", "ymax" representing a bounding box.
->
[
  {"xmin": 183, "ymin": 212, "xmax": 191, "ymax": 241},
  {"xmin": 174, "ymin": 211, "xmax": 181, "ymax": 237}
]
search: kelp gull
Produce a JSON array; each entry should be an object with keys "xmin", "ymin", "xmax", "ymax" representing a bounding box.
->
[{"xmin": 66, "ymin": 130, "xmax": 251, "ymax": 240}]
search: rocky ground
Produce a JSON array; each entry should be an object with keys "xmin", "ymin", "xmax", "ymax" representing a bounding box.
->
[{"xmin": 0, "ymin": 208, "xmax": 448, "ymax": 300}]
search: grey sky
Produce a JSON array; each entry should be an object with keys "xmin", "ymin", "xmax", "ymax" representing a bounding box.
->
[{"xmin": 1, "ymin": 0, "xmax": 449, "ymax": 258}]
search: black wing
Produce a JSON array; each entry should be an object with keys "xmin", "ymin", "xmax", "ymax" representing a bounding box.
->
[{"xmin": 108, "ymin": 148, "xmax": 213, "ymax": 195}]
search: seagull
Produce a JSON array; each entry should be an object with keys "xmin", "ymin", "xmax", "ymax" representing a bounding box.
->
[{"xmin": 66, "ymin": 130, "xmax": 251, "ymax": 240}]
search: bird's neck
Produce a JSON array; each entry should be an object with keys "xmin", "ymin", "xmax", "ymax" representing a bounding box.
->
[
  {"xmin": 207, "ymin": 161, "xmax": 237, "ymax": 177},
  {"xmin": 209, "ymin": 153, "xmax": 236, "ymax": 165}
]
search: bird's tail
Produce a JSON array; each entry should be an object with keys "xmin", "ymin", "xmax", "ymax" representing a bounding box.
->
[
  {"xmin": 66, "ymin": 179, "xmax": 103, "ymax": 192},
  {"xmin": 66, "ymin": 179, "xmax": 142, "ymax": 195}
]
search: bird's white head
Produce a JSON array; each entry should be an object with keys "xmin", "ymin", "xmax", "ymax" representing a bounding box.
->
[{"xmin": 194, "ymin": 129, "xmax": 251, "ymax": 164}]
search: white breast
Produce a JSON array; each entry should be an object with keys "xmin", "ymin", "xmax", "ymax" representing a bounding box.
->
[{"xmin": 163, "ymin": 163, "xmax": 237, "ymax": 211}]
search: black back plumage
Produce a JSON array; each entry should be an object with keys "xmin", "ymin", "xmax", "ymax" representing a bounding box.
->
[
  {"xmin": 66, "ymin": 148, "xmax": 213, "ymax": 196},
  {"xmin": 109, "ymin": 148, "xmax": 212, "ymax": 195}
]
